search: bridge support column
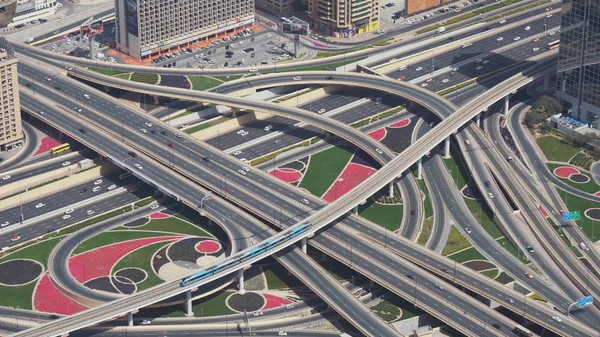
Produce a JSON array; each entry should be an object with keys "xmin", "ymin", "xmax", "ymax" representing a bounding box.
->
[
  {"xmin": 232, "ymin": 109, "xmax": 238, "ymax": 118},
  {"xmin": 443, "ymin": 137, "xmax": 451, "ymax": 159},
  {"xmin": 185, "ymin": 290, "xmax": 193, "ymax": 317},
  {"xmin": 127, "ymin": 312, "xmax": 133, "ymax": 326},
  {"xmin": 504, "ymin": 94, "xmax": 510, "ymax": 114},
  {"xmin": 475, "ymin": 113, "xmax": 481, "ymax": 127},
  {"xmin": 417, "ymin": 158, "xmax": 423, "ymax": 179},
  {"xmin": 238, "ymin": 269, "xmax": 245, "ymax": 294},
  {"xmin": 388, "ymin": 181, "xmax": 394, "ymax": 198},
  {"xmin": 354, "ymin": 205, "xmax": 359, "ymax": 214},
  {"xmin": 301, "ymin": 237, "xmax": 307, "ymax": 254}
]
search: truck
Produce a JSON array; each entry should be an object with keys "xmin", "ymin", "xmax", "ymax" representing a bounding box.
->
[{"xmin": 436, "ymin": 26, "xmax": 446, "ymax": 33}]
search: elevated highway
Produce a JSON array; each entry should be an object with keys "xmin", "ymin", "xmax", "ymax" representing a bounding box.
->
[{"xmin": 12, "ymin": 57, "xmax": 598, "ymax": 337}]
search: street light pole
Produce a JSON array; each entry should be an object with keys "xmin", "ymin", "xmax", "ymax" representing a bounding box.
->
[{"xmin": 199, "ymin": 191, "xmax": 212, "ymax": 216}]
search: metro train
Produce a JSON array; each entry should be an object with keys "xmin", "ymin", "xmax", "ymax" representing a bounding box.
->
[{"xmin": 180, "ymin": 223, "xmax": 312, "ymax": 287}]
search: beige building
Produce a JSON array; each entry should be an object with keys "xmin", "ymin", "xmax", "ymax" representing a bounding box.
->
[
  {"xmin": 0, "ymin": 38, "xmax": 22, "ymax": 152},
  {"xmin": 256, "ymin": 0, "xmax": 296, "ymax": 15},
  {"xmin": 308, "ymin": 0, "xmax": 380, "ymax": 37},
  {"xmin": 115, "ymin": 0, "xmax": 255, "ymax": 60}
]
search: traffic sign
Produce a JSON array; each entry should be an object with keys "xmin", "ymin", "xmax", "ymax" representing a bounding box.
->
[
  {"xmin": 562, "ymin": 211, "xmax": 581, "ymax": 221},
  {"xmin": 578, "ymin": 295, "xmax": 594, "ymax": 307}
]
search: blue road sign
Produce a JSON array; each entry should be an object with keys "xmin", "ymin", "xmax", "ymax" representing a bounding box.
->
[
  {"xmin": 563, "ymin": 211, "xmax": 581, "ymax": 221},
  {"xmin": 578, "ymin": 295, "xmax": 594, "ymax": 307}
]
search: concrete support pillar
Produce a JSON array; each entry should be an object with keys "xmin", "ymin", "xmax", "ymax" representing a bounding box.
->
[
  {"xmin": 301, "ymin": 237, "xmax": 307, "ymax": 254},
  {"xmin": 444, "ymin": 137, "xmax": 451, "ymax": 159},
  {"xmin": 354, "ymin": 205, "xmax": 359, "ymax": 214},
  {"xmin": 388, "ymin": 181, "xmax": 394, "ymax": 198},
  {"xmin": 238, "ymin": 269, "xmax": 245, "ymax": 294},
  {"xmin": 127, "ymin": 312, "xmax": 133, "ymax": 326},
  {"xmin": 504, "ymin": 94, "xmax": 510, "ymax": 114},
  {"xmin": 417, "ymin": 158, "xmax": 423, "ymax": 179},
  {"xmin": 232, "ymin": 109, "xmax": 238, "ymax": 118},
  {"xmin": 153, "ymin": 95, "xmax": 160, "ymax": 105},
  {"xmin": 476, "ymin": 113, "xmax": 481, "ymax": 127},
  {"xmin": 185, "ymin": 290, "xmax": 193, "ymax": 317}
]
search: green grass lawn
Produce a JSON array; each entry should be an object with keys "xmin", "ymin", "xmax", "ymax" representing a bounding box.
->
[
  {"xmin": 314, "ymin": 47, "xmax": 372, "ymax": 59},
  {"xmin": 73, "ymin": 231, "xmax": 170, "ymax": 255},
  {"xmin": 463, "ymin": 197, "xmax": 503, "ymax": 239},
  {"xmin": 213, "ymin": 75, "xmax": 243, "ymax": 82},
  {"xmin": 358, "ymin": 199, "xmax": 403, "ymax": 231},
  {"xmin": 569, "ymin": 152, "xmax": 596, "ymax": 170},
  {"xmin": 130, "ymin": 73, "xmax": 159, "ymax": 84},
  {"xmin": 112, "ymin": 241, "xmax": 169, "ymax": 292},
  {"xmin": 446, "ymin": 246, "xmax": 486, "ymax": 263},
  {"xmin": 188, "ymin": 76, "xmax": 224, "ymax": 90},
  {"xmin": 184, "ymin": 115, "xmax": 236, "ymax": 134},
  {"xmin": 480, "ymin": 269, "xmax": 499, "ymax": 279},
  {"xmin": 138, "ymin": 290, "xmax": 235, "ymax": 317},
  {"xmin": 418, "ymin": 179, "xmax": 434, "ymax": 218},
  {"xmin": 496, "ymin": 237, "xmax": 529, "ymax": 264},
  {"xmin": 552, "ymin": 225, "xmax": 583, "ymax": 258},
  {"xmin": 444, "ymin": 144, "xmax": 470, "ymax": 189},
  {"xmin": 547, "ymin": 163, "xmax": 600, "ymax": 194},
  {"xmin": 495, "ymin": 272, "xmax": 514, "ymax": 284},
  {"xmin": 0, "ymin": 237, "xmax": 62, "ymax": 266},
  {"xmin": 129, "ymin": 217, "xmax": 211, "ymax": 237},
  {"xmin": 536, "ymin": 136, "xmax": 580, "ymax": 162},
  {"xmin": 88, "ymin": 67, "xmax": 129, "ymax": 76},
  {"xmin": 114, "ymin": 73, "xmax": 132, "ymax": 80},
  {"xmin": 134, "ymin": 196, "xmax": 157, "ymax": 208},
  {"xmin": 417, "ymin": 217, "xmax": 434, "ymax": 246},
  {"xmin": 263, "ymin": 263, "xmax": 304, "ymax": 290},
  {"xmin": 298, "ymin": 146, "xmax": 355, "ymax": 197},
  {"xmin": 442, "ymin": 227, "xmax": 471, "ymax": 256},
  {"xmin": 0, "ymin": 282, "xmax": 38, "ymax": 309}
]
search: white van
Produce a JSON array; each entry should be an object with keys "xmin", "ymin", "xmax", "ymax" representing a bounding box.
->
[
  {"xmin": 26, "ymin": 37, "xmax": 34, "ymax": 43},
  {"xmin": 464, "ymin": 139, "xmax": 471, "ymax": 145},
  {"xmin": 83, "ymin": 94, "xmax": 90, "ymax": 100},
  {"xmin": 580, "ymin": 242, "xmax": 588, "ymax": 250},
  {"xmin": 398, "ymin": 65, "xmax": 407, "ymax": 71},
  {"xmin": 264, "ymin": 125, "xmax": 273, "ymax": 131}
]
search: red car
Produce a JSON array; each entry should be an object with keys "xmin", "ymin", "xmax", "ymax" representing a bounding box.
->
[
  {"xmin": 398, "ymin": 76, "xmax": 405, "ymax": 81},
  {"xmin": 11, "ymin": 235, "xmax": 20, "ymax": 242},
  {"xmin": 524, "ymin": 272, "xmax": 533, "ymax": 279}
]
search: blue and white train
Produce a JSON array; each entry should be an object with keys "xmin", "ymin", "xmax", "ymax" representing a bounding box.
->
[{"xmin": 180, "ymin": 223, "xmax": 312, "ymax": 287}]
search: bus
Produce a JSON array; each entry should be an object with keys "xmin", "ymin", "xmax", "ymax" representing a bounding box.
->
[
  {"xmin": 119, "ymin": 172, "xmax": 132, "ymax": 180},
  {"xmin": 514, "ymin": 324, "xmax": 533, "ymax": 337},
  {"xmin": 50, "ymin": 143, "xmax": 70, "ymax": 155},
  {"xmin": 547, "ymin": 40, "xmax": 560, "ymax": 50}
]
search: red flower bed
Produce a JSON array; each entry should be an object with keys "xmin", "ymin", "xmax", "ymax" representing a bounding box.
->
[
  {"xmin": 149, "ymin": 212, "xmax": 169, "ymax": 219},
  {"xmin": 554, "ymin": 166, "xmax": 580, "ymax": 178},
  {"xmin": 368, "ymin": 128, "xmax": 387, "ymax": 141},
  {"xmin": 262, "ymin": 293, "xmax": 292, "ymax": 309},
  {"xmin": 269, "ymin": 168, "xmax": 302, "ymax": 183},
  {"xmin": 34, "ymin": 137, "xmax": 62, "ymax": 156},
  {"xmin": 34, "ymin": 273, "xmax": 88, "ymax": 314},
  {"xmin": 322, "ymin": 163, "xmax": 376, "ymax": 202},
  {"xmin": 388, "ymin": 119, "xmax": 411, "ymax": 128},
  {"xmin": 195, "ymin": 240, "xmax": 222, "ymax": 254}
]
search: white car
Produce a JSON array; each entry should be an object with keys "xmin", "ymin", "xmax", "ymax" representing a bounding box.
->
[
  {"xmin": 547, "ymin": 14, "xmax": 553, "ymax": 18},
  {"xmin": 94, "ymin": 179, "xmax": 103, "ymax": 185},
  {"xmin": 442, "ymin": 79, "xmax": 449, "ymax": 83},
  {"xmin": 62, "ymin": 214, "xmax": 71, "ymax": 220},
  {"xmin": 552, "ymin": 316, "xmax": 562, "ymax": 322},
  {"xmin": 238, "ymin": 169, "xmax": 247, "ymax": 175},
  {"xmin": 499, "ymin": 19, "xmax": 506, "ymax": 24},
  {"xmin": 318, "ymin": 109, "xmax": 326, "ymax": 114},
  {"xmin": 240, "ymin": 158, "xmax": 248, "ymax": 163},
  {"xmin": 0, "ymin": 221, "xmax": 9, "ymax": 227},
  {"xmin": 174, "ymin": 133, "xmax": 183, "ymax": 138},
  {"xmin": 496, "ymin": 37, "xmax": 503, "ymax": 41},
  {"xmin": 233, "ymin": 150, "xmax": 242, "ymax": 156},
  {"xmin": 62, "ymin": 161, "xmax": 71, "ymax": 166},
  {"xmin": 476, "ymin": 66, "xmax": 483, "ymax": 70},
  {"xmin": 2, "ymin": 175, "xmax": 10, "ymax": 180},
  {"xmin": 464, "ymin": 228, "xmax": 472, "ymax": 234},
  {"xmin": 292, "ymin": 76, "xmax": 301, "ymax": 81},
  {"xmin": 64, "ymin": 209, "xmax": 74, "ymax": 215},
  {"xmin": 140, "ymin": 320, "xmax": 151, "ymax": 325},
  {"xmin": 107, "ymin": 184, "xmax": 116, "ymax": 190},
  {"xmin": 252, "ymin": 311, "xmax": 263, "ymax": 316},
  {"xmin": 237, "ymin": 130, "xmax": 245, "ymax": 135},
  {"xmin": 533, "ymin": 47, "xmax": 540, "ymax": 52},
  {"xmin": 482, "ymin": 60, "xmax": 490, "ymax": 64},
  {"xmin": 415, "ymin": 66, "xmax": 423, "ymax": 71},
  {"xmin": 475, "ymin": 59, "xmax": 482, "ymax": 63},
  {"xmin": 524, "ymin": 26, "xmax": 531, "ymax": 31},
  {"xmin": 488, "ymin": 192, "xmax": 494, "ymax": 199},
  {"xmin": 549, "ymin": 31, "xmax": 556, "ymax": 36},
  {"xmin": 144, "ymin": 122, "xmax": 153, "ymax": 127},
  {"xmin": 249, "ymin": 68, "xmax": 258, "ymax": 73},
  {"xmin": 83, "ymin": 94, "xmax": 90, "ymax": 100},
  {"xmin": 242, "ymin": 166, "xmax": 250, "ymax": 172},
  {"xmin": 151, "ymin": 204, "xmax": 160, "ymax": 209},
  {"xmin": 514, "ymin": 36, "xmax": 521, "ymax": 41},
  {"xmin": 134, "ymin": 164, "xmax": 143, "ymax": 170},
  {"xmin": 375, "ymin": 148, "xmax": 383, "ymax": 154},
  {"xmin": 240, "ymin": 132, "xmax": 248, "ymax": 136},
  {"xmin": 421, "ymin": 83, "xmax": 428, "ymax": 87},
  {"xmin": 35, "ymin": 202, "xmax": 46, "ymax": 208},
  {"xmin": 86, "ymin": 210, "xmax": 95, "ymax": 215},
  {"xmin": 452, "ymin": 67, "xmax": 460, "ymax": 71},
  {"xmin": 139, "ymin": 128, "xmax": 147, "ymax": 133},
  {"xmin": 278, "ymin": 332, "xmax": 287, "ymax": 336},
  {"xmin": 38, "ymin": 110, "xmax": 45, "ymax": 115}
]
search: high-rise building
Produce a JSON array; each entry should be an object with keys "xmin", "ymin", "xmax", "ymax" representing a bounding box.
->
[
  {"xmin": 10, "ymin": 0, "xmax": 57, "ymax": 28},
  {"xmin": 114, "ymin": 0, "xmax": 255, "ymax": 60},
  {"xmin": 556, "ymin": 0, "xmax": 600, "ymax": 127},
  {"xmin": 0, "ymin": 37, "xmax": 22, "ymax": 152},
  {"xmin": 308, "ymin": 0, "xmax": 380, "ymax": 37},
  {"xmin": 0, "ymin": 0, "xmax": 18, "ymax": 28}
]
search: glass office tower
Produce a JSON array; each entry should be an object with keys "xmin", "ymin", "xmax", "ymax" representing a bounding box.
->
[{"xmin": 556, "ymin": 0, "xmax": 600, "ymax": 127}]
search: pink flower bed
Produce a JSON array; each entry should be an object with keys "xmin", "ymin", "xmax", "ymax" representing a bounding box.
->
[
  {"xmin": 389, "ymin": 119, "xmax": 411, "ymax": 128},
  {"xmin": 69, "ymin": 236, "xmax": 180, "ymax": 283},
  {"xmin": 269, "ymin": 168, "xmax": 302, "ymax": 183},
  {"xmin": 262, "ymin": 293, "xmax": 293, "ymax": 309},
  {"xmin": 595, "ymin": 192, "xmax": 600, "ymax": 197},
  {"xmin": 34, "ymin": 137, "xmax": 62, "ymax": 156},
  {"xmin": 34, "ymin": 273, "xmax": 88, "ymax": 314},
  {"xmin": 195, "ymin": 240, "xmax": 222, "ymax": 254},
  {"xmin": 322, "ymin": 163, "xmax": 377, "ymax": 202},
  {"xmin": 554, "ymin": 166, "xmax": 580, "ymax": 178},
  {"xmin": 368, "ymin": 128, "xmax": 387, "ymax": 142},
  {"xmin": 149, "ymin": 212, "xmax": 169, "ymax": 219},
  {"xmin": 539, "ymin": 205, "xmax": 548, "ymax": 218}
]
